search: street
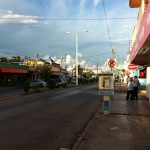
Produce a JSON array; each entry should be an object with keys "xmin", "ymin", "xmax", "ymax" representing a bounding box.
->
[{"xmin": 0, "ymin": 84, "xmax": 101, "ymax": 150}]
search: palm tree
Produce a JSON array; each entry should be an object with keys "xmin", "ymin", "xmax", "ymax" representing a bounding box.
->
[{"xmin": 9, "ymin": 56, "xmax": 22, "ymax": 62}]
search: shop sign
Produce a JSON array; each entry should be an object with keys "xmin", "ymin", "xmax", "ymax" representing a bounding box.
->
[{"xmin": 128, "ymin": 64, "xmax": 145, "ymax": 70}]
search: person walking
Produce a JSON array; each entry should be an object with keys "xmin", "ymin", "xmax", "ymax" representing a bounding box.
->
[
  {"xmin": 126, "ymin": 77, "xmax": 134, "ymax": 100},
  {"xmin": 133, "ymin": 76, "xmax": 140, "ymax": 100}
]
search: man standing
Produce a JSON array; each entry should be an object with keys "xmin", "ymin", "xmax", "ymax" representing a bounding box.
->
[
  {"xmin": 133, "ymin": 76, "xmax": 140, "ymax": 100},
  {"xmin": 126, "ymin": 77, "xmax": 134, "ymax": 100}
]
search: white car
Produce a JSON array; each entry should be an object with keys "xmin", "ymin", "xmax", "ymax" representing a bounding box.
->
[{"xmin": 30, "ymin": 79, "xmax": 47, "ymax": 88}]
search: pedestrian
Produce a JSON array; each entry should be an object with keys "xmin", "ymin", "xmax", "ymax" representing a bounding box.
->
[
  {"xmin": 126, "ymin": 77, "xmax": 134, "ymax": 100},
  {"xmin": 133, "ymin": 76, "xmax": 140, "ymax": 100}
]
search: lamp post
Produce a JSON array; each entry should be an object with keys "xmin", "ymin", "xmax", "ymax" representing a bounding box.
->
[{"xmin": 67, "ymin": 30, "xmax": 88, "ymax": 86}]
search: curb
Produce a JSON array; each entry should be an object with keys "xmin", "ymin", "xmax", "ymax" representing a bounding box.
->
[{"xmin": 71, "ymin": 102, "xmax": 103, "ymax": 150}]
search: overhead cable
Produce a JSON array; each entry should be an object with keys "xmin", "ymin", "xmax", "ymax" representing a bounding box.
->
[{"xmin": 101, "ymin": 0, "xmax": 113, "ymax": 49}]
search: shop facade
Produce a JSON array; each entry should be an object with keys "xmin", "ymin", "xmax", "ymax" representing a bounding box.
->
[
  {"xmin": 129, "ymin": 0, "xmax": 150, "ymax": 101},
  {"xmin": 0, "ymin": 62, "xmax": 29, "ymax": 87}
]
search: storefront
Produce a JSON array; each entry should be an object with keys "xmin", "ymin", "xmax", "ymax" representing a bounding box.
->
[
  {"xmin": 0, "ymin": 62, "xmax": 29, "ymax": 87},
  {"xmin": 129, "ymin": 0, "xmax": 150, "ymax": 101}
]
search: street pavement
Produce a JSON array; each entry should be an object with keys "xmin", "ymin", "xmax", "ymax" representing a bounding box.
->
[
  {"xmin": 72, "ymin": 82, "xmax": 150, "ymax": 150},
  {"xmin": 1, "ymin": 83, "xmax": 150, "ymax": 150}
]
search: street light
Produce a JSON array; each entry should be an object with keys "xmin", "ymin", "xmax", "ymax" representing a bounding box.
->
[{"xmin": 67, "ymin": 30, "xmax": 88, "ymax": 86}]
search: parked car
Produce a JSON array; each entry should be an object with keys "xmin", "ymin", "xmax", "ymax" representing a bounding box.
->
[
  {"xmin": 30, "ymin": 79, "xmax": 47, "ymax": 88},
  {"xmin": 70, "ymin": 79, "xmax": 76, "ymax": 84},
  {"xmin": 54, "ymin": 78, "xmax": 68, "ymax": 88}
]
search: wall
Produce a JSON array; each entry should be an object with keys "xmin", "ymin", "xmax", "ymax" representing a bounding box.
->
[{"xmin": 146, "ymin": 67, "xmax": 150, "ymax": 101}]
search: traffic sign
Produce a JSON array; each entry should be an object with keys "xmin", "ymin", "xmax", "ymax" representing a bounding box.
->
[{"xmin": 108, "ymin": 59, "xmax": 116, "ymax": 68}]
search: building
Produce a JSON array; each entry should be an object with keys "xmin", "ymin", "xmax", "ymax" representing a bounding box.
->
[
  {"xmin": 129, "ymin": 0, "xmax": 150, "ymax": 101},
  {"xmin": 0, "ymin": 57, "xmax": 65, "ymax": 87},
  {"xmin": 0, "ymin": 62, "xmax": 29, "ymax": 86}
]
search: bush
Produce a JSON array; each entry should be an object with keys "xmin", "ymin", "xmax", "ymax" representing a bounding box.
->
[
  {"xmin": 23, "ymin": 81, "xmax": 30, "ymax": 93},
  {"xmin": 31, "ymin": 84, "xmax": 40, "ymax": 93},
  {"xmin": 48, "ymin": 79, "xmax": 56, "ymax": 90}
]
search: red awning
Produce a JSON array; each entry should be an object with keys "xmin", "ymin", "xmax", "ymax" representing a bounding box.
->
[{"xmin": 0, "ymin": 67, "xmax": 27, "ymax": 73}]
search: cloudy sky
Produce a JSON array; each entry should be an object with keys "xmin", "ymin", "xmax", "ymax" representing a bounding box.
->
[{"xmin": 0, "ymin": 0, "xmax": 139, "ymax": 67}]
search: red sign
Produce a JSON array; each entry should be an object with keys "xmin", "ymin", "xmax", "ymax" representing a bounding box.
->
[
  {"xmin": 128, "ymin": 64, "xmax": 138, "ymax": 70},
  {"xmin": 128, "ymin": 64, "xmax": 145, "ymax": 70},
  {"xmin": 108, "ymin": 59, "xmax": 116, "ymax": 68}
]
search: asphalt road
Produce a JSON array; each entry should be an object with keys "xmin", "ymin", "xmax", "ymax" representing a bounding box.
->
[{"xmin": 0, "ymin": 84, "xmax": 101, "ymax": 150}]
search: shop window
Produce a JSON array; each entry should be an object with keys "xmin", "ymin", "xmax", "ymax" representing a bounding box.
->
[{"xmin": 139, "ymin": 67, "xmax": 146, "ymax": 78}]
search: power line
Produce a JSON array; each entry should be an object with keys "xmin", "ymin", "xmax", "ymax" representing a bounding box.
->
[
  {"xmin": 102, "ymin": 0, "xmax": 112, "ymax": 49},
  {"xmin": 81, "ymin": 52, "xmax": 112, "ymax": 59},
  {"xmin": 0, "ymin": 17, "xmax": 137, "ymax": 21}
]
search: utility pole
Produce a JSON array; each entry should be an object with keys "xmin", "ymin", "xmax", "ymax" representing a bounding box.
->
[
  {"xmin": 111, "ymin": 49, "xmax": 115, "ymax": 72},
  {"xmin": 97, "ymin": 61, "xmax": 98, "ymax": 77},
  {"xmin": 112, "ymin": 48, "xmax": 115, "ymax": 59}
]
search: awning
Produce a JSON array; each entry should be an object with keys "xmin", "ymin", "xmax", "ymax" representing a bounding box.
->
[{"xmin": 0, "ymin": 67, "xmax": 27, "ymax": 73}]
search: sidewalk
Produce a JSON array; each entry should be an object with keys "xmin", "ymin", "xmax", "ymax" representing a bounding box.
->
[
  {"xmin": 0, "ymin": 84, "xmax": 76, "ymax": 100},
  {"xmin": 73, "ymin": 82, "xmax": 150, "ymax": 150},
  {"xmin": 0, "ymin": 86, "xmax": 24, "ymax": 98}
]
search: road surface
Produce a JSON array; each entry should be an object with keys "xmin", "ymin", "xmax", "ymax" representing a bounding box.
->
[{"xmin": 0, "ymin": 84, "xmax": 101, "ymax": 150}]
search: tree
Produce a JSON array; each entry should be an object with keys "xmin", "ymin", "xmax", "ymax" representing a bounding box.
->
[
  {"xmin": 0, "ymin": 57, "xmax": 8, "ymax": 62},
  {"xmin": 9, "ymin": 56, "xmax": 22, "ymax": 62},
  {"xmin": 72, "ymin": 65, "xmax": 84, "ymax": 77},
  {"xmin": 38, "ymin": 65, "xmax": 51, "ymax": 82},
  {"xmin": 85, "ymin": 70, "xmax": 94, "ymax": 79}
]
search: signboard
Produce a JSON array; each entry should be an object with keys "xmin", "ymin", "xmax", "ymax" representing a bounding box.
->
[
  {"xmin": 128, "ymin": 64, "xmax": 145, "ymax": 70},
  {"xmin": 104, "ymin": 100, "xmax": 110, "ymax": 111},
  {"xmin": 103, "ymin": 95, "xmax": 110, "ymax": 115},
  {"xmin": 108, "ymin": 59, "xmax": 116, "ymax": 68},
  {"xmin": 99, "ymin": 91, "xmax": 113, "ymax": 95}
]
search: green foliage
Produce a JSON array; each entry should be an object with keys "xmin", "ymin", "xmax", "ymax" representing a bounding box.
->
[
  {"xmin": 48, "ymin": 79, "xmax": 56, "ymax": 90},
  {"xmin": 78, "ymin": 78, "xmax": 89, "ymax": 85},
  {"xmin": 0, "ymin": 57, "xmax": 8, "ymax": 62},
  {"xmin": 85, "ymin": 71, "xmax": 93, "ymax": 79},
  {"xmin": 62, "ymin": 82, "xmax": 67, "ymax": 88},
  {"xmin": 38, "ymin": 65, "xmax": 51, "ymax": 82},
  {"xmin": 23, "ymin": 81, "xmax": 30, "ymax": 93},
  {"xmin": 31, "ymin": 84, "xmax": 40, "ymax": 93},
  {"xmin": 9, "ymin": 56, "xmax": 22, "ymax": 62},
  {"xmin": 78, "ymin": 78, "xmax": 83, "ymax": 85}
]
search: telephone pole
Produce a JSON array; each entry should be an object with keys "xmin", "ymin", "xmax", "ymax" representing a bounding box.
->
[{"xmin": 112, "ymin": 48, "xmax": 115, "ymax": 59}]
